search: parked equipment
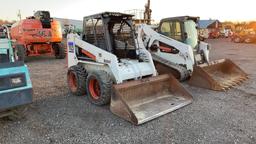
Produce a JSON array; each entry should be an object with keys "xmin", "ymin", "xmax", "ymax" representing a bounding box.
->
[
  {"xmin": 0, "ymin": 25, "xmax": 33, "ymax": 118},
  {"xmin": 137, "ymin": 16, "xmax": 248, "ymax": 91},
  {"xmin": 232, "ymin": 30, "xmax": 256, "ymax": 43},
  {"xmin": 66, "ymin": 12, "xmax": 193, "ymax": 125},
  {"xmin": 10, "ymin": 11, "xmax": 65, "ymax": 61}
]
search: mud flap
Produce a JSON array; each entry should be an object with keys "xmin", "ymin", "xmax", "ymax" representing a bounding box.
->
[
  {"xmin": 110, "ymin": 74, "xmax": 193, "ymax": 125},
  {"xmin": 189, "ymin": 59, "xmax": 248, "ymax": 91}
]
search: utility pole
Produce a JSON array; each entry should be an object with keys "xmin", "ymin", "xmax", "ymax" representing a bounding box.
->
[
  {"xmin": 144, "ymin": 0, "xmax": 152, "ymax": 25},
  {"xmin": 17, "ymin": 9, "xmax": 21, "ymax": 21}
]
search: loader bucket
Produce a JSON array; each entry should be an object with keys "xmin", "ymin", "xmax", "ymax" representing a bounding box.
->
[
  {"xmin": 110, "ymin": 74, "xmax": 193, "ymax": 125},
  {"xmin": 189, "ymin": 59, "xmax": 248, "ymax": 91}
]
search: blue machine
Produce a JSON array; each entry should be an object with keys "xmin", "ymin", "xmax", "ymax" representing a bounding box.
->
[{"xmin": 0, "ymin": 25, "xmax": 32, "ymax": 116}]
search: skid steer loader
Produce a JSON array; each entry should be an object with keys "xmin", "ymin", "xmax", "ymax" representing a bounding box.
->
[
  {"xmin": 137, "ymin": 16, "xmax": 248, "ymax": 91},
  {"xmin": 66, "ymin": 12, "xmax": 193, "ymax": 125}
]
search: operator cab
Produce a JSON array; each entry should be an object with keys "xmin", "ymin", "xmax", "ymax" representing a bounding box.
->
[
  {"xmin": 34, "ymin": 11, "xmax": 51, "ymax": 28},
  {"xmin": 159, "ymin": 16, "xmax": 199, "ymax": 49},
  {"xmin": 81, "ymin": 12, "xmax": 138, "ymax": 60}
]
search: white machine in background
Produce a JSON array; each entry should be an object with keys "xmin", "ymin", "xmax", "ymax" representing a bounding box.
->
[
  {"xmin": 137, "ymin": 16, "xmax": 247, "ymax": 91},
  {"xmin": 137, "ymin": 24, "xmax": 209, "ymax": 81}
]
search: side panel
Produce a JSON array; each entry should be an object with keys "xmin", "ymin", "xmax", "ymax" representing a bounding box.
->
[
  {"xmin": 67, "ymin": 33, "xmax": 156, "ymax": 83},
  {"xmin": 11, "ymin": 19, "xmax": 62, "ymax": 44},
  {"xmin": 199, "ymin": 41, "xmax": 210, "ymax": 63},
  {"xmin": 66, "ymin": 33, "xmax": 123, "ymax": 83},
  {"xmin": 138, "ymin": 24, "xmax": 195, "ymax": 71},
  {"xmin": 0, "ymin": 64, "xmax": 33, "ymax": 111},
  {"xmin": 0, "ymin": 65, "xmax": 32, "ymax": 93},
  {"xmin": 0, "ymin": 88, "xmax": 32, "ymax": 111}
]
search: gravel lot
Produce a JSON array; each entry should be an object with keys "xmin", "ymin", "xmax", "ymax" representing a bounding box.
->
[{"xmin": 0, "ymin": 38, "xmax": 255, "ymax": 144}]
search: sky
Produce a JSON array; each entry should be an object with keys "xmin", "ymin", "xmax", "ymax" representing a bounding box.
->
[{"xmin": 0, "ymin": 0, "xmax": 255, "ymax": 22}]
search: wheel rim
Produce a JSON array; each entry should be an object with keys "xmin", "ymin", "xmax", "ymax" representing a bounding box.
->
[
  {"xmin": 68, "ymin": 72, "xmax": 77, "ymax": 92},
  {"xmin": 89, "ymin": 77, "xmax": 100, "ymax": 100}
]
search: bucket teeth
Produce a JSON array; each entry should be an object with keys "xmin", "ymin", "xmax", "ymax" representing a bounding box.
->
[
  {"xmin": 221, "ymin": 85, "xmax": 231, "ymax": 89},
  {"xmin": 239, "ymin": 77, "xmax": 247, "ymax": 82},
  {"xmin": 232, "ymin": 82, "xmax": 239, "ymax": 86},
  {"xmin": 229, "ymin": 81, "xmax": 237, "ymax": 86},
  {"xmin": 222, "ymin": 80, "xmax": 237, "ymax": 89},
  {"xmin": 225, "ymin": 87, "xmax": 231, "ymax": 91},
  {"xmin": 220, "ymin": 76, "xmax": 248, "ymax": 90},
  {"xmin": 239, "ymin": 77, "xmax": 247, "ymax": 81},
  {"xmin": 189, "ymin": 59, "xmax": 248, "ymax": 91},
  {"xmin": 224, "ymin": 81, "xmax": 235, "ymax": 87},
  {"xmin": 235, "ymin": 81, "xmax": 242, "ymax": 85},
  {"xmin": 239, "ymin": 77, "xmax": 245, "ymax": 81}
]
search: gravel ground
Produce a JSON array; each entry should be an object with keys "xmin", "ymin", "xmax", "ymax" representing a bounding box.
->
[{"xmin": 0, "ymin": 38, "xmax": 255, "ymax": 144}]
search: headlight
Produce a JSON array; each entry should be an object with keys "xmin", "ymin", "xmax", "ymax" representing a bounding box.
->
[
  {"xmin": 0, "ymin": 74, "xmax": 26, "ymax": 91},
  {"xmin": 11, "ymin": 77, "xmax": 22, "ymax": 85},
  {"xmin": 10, "ymin": 75, "xmax": 26, "ymax": 88}
]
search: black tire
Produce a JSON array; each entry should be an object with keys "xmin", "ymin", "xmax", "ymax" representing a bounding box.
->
[
  {"xmin": 86, "ymin": 71, "xmax": 113, "ymax": 106},
  {"xmin": 16, "ymin": 45, "xmax": 26, "ymax": 62},
  {"xmin": 67, "ymin": 65, "xmax": 87, "ymax": 96},
  {"xmin": 54, "ymin": 43, "xmax": 66, "ymax": 59}
]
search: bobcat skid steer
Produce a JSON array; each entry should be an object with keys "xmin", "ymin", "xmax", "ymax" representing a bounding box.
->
[
  {"xmin": 138, "ymin": 16, "xmax": 248, "ymax": 91},
  {"xmin": 66, "ymin": 12, "xmax": 193, "ymax": 125}
]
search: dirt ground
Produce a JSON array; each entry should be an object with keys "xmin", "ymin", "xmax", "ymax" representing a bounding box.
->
[{"xmin": 0, "ymin": 38, "xmax": 255, "ymax": 144}]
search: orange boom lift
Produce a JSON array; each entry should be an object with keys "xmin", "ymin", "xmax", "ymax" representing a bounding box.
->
[{"xmin": 10, "ymin": 11, "xmax": 65, "ymax": 61}]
